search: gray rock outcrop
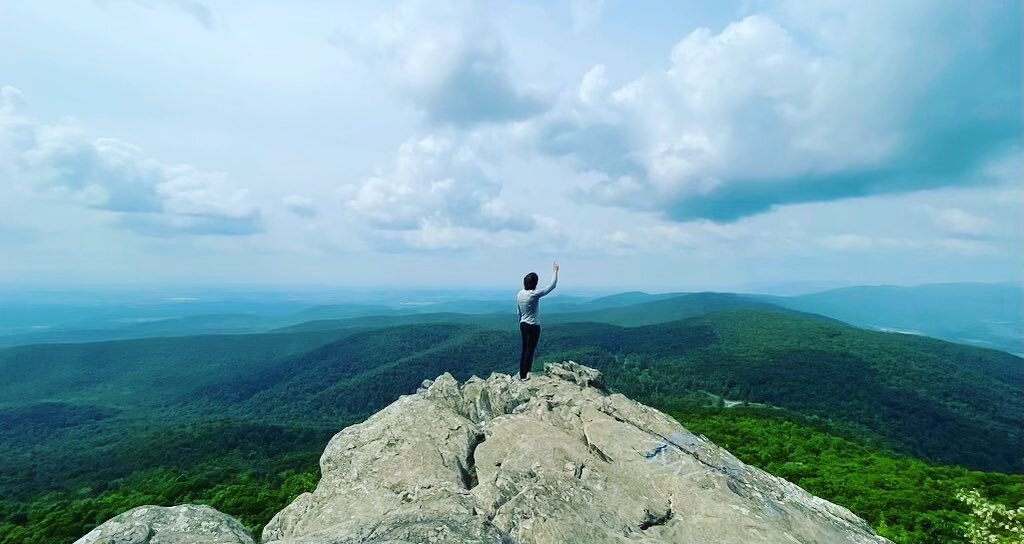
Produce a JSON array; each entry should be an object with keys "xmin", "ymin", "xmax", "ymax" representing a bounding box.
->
[
  {"xmin": 73, "ymin": 504, "xmax": 255, "ymax": 544},
  {"xmin": 75, "ymin": 362, "xmax": 892, "ymax": 544},
  {"xmin": 263, "ymin": 361, "xmax": 892, "ymax": 544}
]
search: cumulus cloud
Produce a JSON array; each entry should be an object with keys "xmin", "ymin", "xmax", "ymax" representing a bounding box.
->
[
  {"xmin": 367, "ymin": 219, "xmax": 520, "ymax": 252},
  {"xmin": 0, "ymin": 86, "xmax": 261, "ymax": 236},
  {"xmin": 283, "ymin": 195, "xmax": 318, "ymax": 218},
  {"xmin": 529, "ymin": 2, "xmax": 1022, "ymax": 222},
  {"xmin": 332, "ymin": 0, "xmax": 546, "ymax": 127},
  {"xmin": 339, "ymin": 135, "xmax": 534, "ymax": 247}
]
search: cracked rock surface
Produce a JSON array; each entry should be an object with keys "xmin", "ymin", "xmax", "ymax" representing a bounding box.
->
[
  {"xmin": 73, "ymin": 504, "xmax": 255, "ymax": 544},
  {"xmin": 263, "ymin": 361, "xmax": 892, "ymax": 544}
]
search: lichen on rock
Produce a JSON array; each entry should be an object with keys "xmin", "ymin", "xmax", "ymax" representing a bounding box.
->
[{"xmin": 72, "ymin": 504, "xmax": 255, "ymax": 544}]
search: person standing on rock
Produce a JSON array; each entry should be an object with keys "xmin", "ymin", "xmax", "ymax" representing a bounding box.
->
[{"xmin": 517, "ymin": 260, "xmax": 558, "ymax": 381}]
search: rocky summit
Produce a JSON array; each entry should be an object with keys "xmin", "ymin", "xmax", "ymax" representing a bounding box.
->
[{"xmin": 78, "ymin": 362, "xmax": 892, "ymax": 544}]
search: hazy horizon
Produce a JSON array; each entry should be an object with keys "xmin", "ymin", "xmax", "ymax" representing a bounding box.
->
[{"xmin": 1, "ymin": 278, "xmax": 1021, "ymax": 303}]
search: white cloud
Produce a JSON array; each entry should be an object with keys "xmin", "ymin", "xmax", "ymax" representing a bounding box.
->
[
  {"xmin": 933, "ymin": 238, "xmax": 997, "ymax": 257},
  {"xmin": 561, "ymin": 219, "xmax": 740, "ymax": 257},
  {"xmin": 925, "ymin": 207, "xmax": 992, "ymax": 237},
  {"xmin": 283, "ymin": 195, "xmax": 317, "ymax": 218},
  {"xmin": 386, "ymin": 219, "xmax": 516, "ymax": 252},
  {"xmin": 577, "ymin": 64, "xmax": 609, "ymax": 105},
  {"xmin": 0, "ymin": 86, "xmax": 261, "ymax": 236},
  {"xmin": 817, "ymin": 233, "xmax": 996, "ymax": 257},
  {"xmin": 529, "ymin": 3, "xmax": 1021, "ymax": 222},
  {"xmin": 332, "ymin": 0, "xmax": 546, "ymax": 127},
  {"xmin": 0, "ymin": 86, "xmax": 26, "ymax": 116},
  {"xmin": 338, "ymin": 134, "xmax": 535, "ymax": 250}
]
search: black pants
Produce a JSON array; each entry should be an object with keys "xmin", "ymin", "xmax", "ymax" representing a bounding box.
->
[{"xmin": 519, "ymin": 322, "xmax": 541, "ymax": 379}]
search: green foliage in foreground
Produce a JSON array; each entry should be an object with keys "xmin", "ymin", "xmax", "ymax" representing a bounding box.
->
[
  {"xmin": 0, "ymin": 448, "xmax": 320, "ymax": 544},
  {"xmin": 956, "ymin": 488, "xmax": 1024, "ymax": 543},
  {"xmin": 671, "ymin": 406, "xmax": 1024, "ymax": 544}
]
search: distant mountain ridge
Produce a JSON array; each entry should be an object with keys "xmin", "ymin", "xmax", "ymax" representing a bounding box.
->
[
  {"xmin": 761, "ymin": 282, "xmax": 1024, "ymax": 354},
  {"xmin": 2, "ymin": 283, "xmax": 1019, "ymax": 356}
]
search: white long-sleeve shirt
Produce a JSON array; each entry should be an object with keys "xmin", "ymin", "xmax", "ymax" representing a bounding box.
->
[{"xmin": 516, "ymin": 271, "xmax": 557, "ymax": 325}]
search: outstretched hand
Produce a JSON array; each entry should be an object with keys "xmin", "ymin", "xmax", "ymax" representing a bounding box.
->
[{"xmin": 552, "ymin": 260, "xmax": 559, "ymax": 273}]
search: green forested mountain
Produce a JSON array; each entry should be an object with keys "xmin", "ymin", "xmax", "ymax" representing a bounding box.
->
[
  {"xmin": 0, "ymin": 299, "xmax": 1021, "ymax": 543},
  {"xmin": 5, "ymin": 284, "xmax": 1020, "ymax": 357},
  {"xmin": 0, "ymin": 330, "xmax": 350, "ymax": 408},
  {"xmin": 272, "ymin": 292, "xmax": 793, "ymax": 333},
  {"xmin": 576, "ymin": 310, "xmax": 1023, "ymax": 472},
  {"xmin": 546, "ymin": 292, "xmax": 795, "ymax": 326}
]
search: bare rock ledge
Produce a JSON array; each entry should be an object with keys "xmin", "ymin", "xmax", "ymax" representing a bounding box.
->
[{"xmin": 81, "ymin": 362, "xmax": 893, "ymax": 544}]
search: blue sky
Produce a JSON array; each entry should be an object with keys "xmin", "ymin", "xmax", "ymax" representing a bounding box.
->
[{"xmin": 0, "ymin": 0, "xmax": 1020, "ymax": 291}]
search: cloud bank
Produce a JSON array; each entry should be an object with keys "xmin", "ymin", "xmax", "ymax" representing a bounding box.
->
[
  {"xmin": 528, "ymin": 2, "xmax": 1021, "ymax": 222},
  {"xmin": 339, "ymin": 135, "xmax": 534, "ymax": 249},
  {"xmin": 1, "ymin": 86, "xmax": 261, "ymax": 236},
  {"xmin": 333, "ymin": 0, "xmax": 546, "ymax": 127}
]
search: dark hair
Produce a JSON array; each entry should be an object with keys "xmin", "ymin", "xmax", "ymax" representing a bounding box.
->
[{"xmin": 523, "ymin": 272, "xmax": 539, "ymax": 290}]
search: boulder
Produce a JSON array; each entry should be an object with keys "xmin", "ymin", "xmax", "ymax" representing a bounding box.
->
[{"xmin": 73, "ymin": 504, "xmax": 254, "ymax": 544}]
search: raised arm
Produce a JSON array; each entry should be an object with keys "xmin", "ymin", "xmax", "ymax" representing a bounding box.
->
[{"xmin": 535, "ymin": 260, "xmax": 559, "ymax": 297}]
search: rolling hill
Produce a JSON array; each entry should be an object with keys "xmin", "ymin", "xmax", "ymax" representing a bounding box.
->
[
  {"xmin": 4, "ymin": 283, "xmax": 1019, "ymax": 358},
  {"xmin": 2, "ymin": 303, "xmax": 1019, "ymax": 472}
]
